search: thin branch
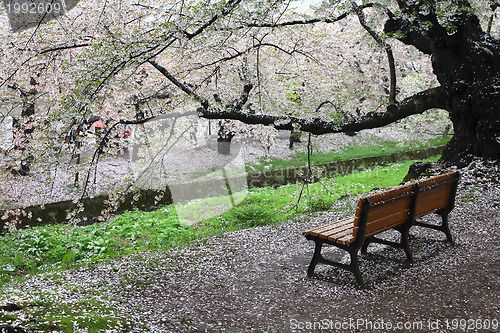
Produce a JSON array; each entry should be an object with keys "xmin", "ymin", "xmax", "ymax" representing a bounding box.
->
[
  {"xmin": 175, "ymin": 39, "xmax": 318, "ymax": 77},
  {"xmin": 0, "ymin": 57, "xmax": 34, "ymax": 89},
  {"xmin": 39, "ymin": 43, "xmax": 90, "ymax": 54},
  {"xmin": 246, "ymin": 3, "xmax": 375, "ymax": 28},
  {"xmin": 258, "ymin": 42, "xmax": 319, "ymax": 63},
  {"xmin": 286, "ymin": 181, "xmax": 307, "ymax": 213},
  {"xmin": 22, "ymin": 0, "xmax": 56, "ymax": 47},
  {"xmin": 307, "ymin": 132, "xmax": 312, "ymax": 179},
  {"xmin": 352, "ymin": 1, "xmax": 397, "ymax": 104},
  {"xmin": 80, "ymin": 122, "xmax": 119, "ymax": 200}
]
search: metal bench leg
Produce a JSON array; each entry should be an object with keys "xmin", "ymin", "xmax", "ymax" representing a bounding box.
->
[
  {"xmin": 361, "ymin": 237, "xmax": 373, "ymax": 255},
  {"xmin": 349, "ymin": 249, "xmax": 365, "ymax": 287},
  {"xmin": 400, "ymin": 228, "xmax": 413, "ymax": 262},
  {"xmin": 414, "ymin": 213, "xmax": 454, "ymax": 244},
  {"xmin": 440, "ymin": 213, "xmax": 454, "ymax": 245},
  {"xmin": 307, "ymin": 239, "xmax": 323, "ymax": 277}
]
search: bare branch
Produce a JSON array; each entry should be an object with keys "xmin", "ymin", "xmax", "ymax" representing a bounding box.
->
[
  {"xmin": 487, "ymin": 2, "xmax": 498, "ymax": 35},
  {"xmin": 147, "ymin": 59, "xmax": 209, "ymax": 109},
  {"xmin": 119, "ymin": 110, "xmax": 200, "ymax": 125},
  {"xmin": 184, "ymin": 0, "xmax": 244, "ymax": 39},
  {"xmin": 149, "ymin": 56, "xmax": 252, "ymax": 114},
  {"xmin": 39, "ymin": 43, "xmax": 90, "ymax": 54},
  {"xmin": 176, "ymin": 39, "xmax": 319, "ymax": 76},
  {"xmin": 352, "ymin": 1, "xmax": 397, "ymax": 104},
  {"xmin": 246, "ymin": 3, "xmax": 375, "ymax": 28},
  {"xmin": 119, "ymin": 116, "xmax": 157, "ymax": 125}
]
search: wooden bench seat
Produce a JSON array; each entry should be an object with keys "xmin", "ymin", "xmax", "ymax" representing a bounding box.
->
[
  {"xmin": 306, "ymin": 217, "xmax": 357, "ymax": 245},
  {"xmin": 303, "ymin": 171, "xmax": 460, "ymax": 286}
]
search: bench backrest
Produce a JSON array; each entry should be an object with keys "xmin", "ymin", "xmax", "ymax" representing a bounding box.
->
[
  {"xmin": 414, "ymin": 172, "xmax": 458, "ymax": 218},
  {"xmin": 353, "ymin": 183, "xmax": 417, "ymax": 239},
  {"xmin": 353, "ymin": 171, "xmax": 459, "ymax": 240}
]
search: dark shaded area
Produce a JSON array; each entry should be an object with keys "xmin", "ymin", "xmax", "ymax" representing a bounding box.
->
[
  {"xmin": 0, "ymin": 304, "xmax": 22, "ymax": 312},
  {"xmin": 402, "ymin": 161, "xmax": 433, "ymax": 182}
]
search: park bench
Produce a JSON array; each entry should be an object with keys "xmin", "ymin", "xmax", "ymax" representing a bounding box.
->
[{"xmin": 303, "ymin": 171, "xmax": 460, "ymax": 286}]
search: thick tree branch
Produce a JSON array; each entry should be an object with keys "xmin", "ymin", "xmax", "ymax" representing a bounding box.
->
[
  {"xmin": 184, "ymin": 0, "xmax": 244, "ymax": 39},
  {"xmin": 119, "ymin": 116, "xmax": 156, "ymax": 125},
  {"xmin": 384, "ymin": 16, "xmax": 433, "ymax": 55},
  {"xmin": 197, "ymin": 86, "xmax": 446, "ymax": 135},
  {"xmin": 345, "ymin": 86, "xmax": 447, "ymax": 132}
]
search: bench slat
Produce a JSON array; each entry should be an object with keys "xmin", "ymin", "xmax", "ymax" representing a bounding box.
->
[
  {"xmin": 415, "ymin": 183, "xmax": 452, "ymax": 216},
  {"xmin": 336, "ymin": 233, "xmax": 356, "ymax": 245},
  {"xmin": 353, "ymin": 183, "xmax": 415, "ymax": 238},
  {"xmin": 415, "ymin": 197, "xmax": 449, "ymax": 217},
  {"xmin": 366, "ymin": 210, "xmax": 411, "ymax": 236},
  {"xmin": 318, "ymin": 222, "xmax": 354, "ymax": 238},
  {"xmin": 366, "ymin": 196, "xmax": 412, "ymax": 223},
  {"xmin": 417, "ymin": 185, "xmax": 451, "ymax": 203},
  {"xmin": 327, "ymin": 227, "xmax": 356, "ymax": 244},
  {"xmin": 361, "ymin": 184, "xmax": 416, "ymax": 204},
  {"xmin": 303, "ymin": 217, "xmax": 353, "ymax": 235},
  {"xmin": 419, "ymin": 172, "xmax": 455, "ymax": 189},
  {"xmin": 303, "ymin": 217, "xmax": 357, "ymax": 245}
]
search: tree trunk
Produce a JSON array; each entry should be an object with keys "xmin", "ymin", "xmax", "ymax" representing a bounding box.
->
[
  {"xmin": 217, "ymin": 120, "xmax": 235, "ymax": 155},
  {"xmin": 385, "ymin": 8, "xmax": 500, "ymax": 167},
  {"xmin": 289, "ymin": 130, "xmax": 301, "ymax": 149},
  {"xmin": 217, "ymin": 136, "xmax": 233, "ymax": 155}
]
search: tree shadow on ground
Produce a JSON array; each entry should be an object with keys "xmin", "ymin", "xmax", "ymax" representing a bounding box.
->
[{"xmin": 308, "ymin": 232, "xmax": 454, "ymax": 288}]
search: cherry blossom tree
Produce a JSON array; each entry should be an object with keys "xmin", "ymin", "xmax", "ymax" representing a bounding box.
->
[{"xmin": 129, "ymin": 0, "xmax": 497, "ymax": 167}]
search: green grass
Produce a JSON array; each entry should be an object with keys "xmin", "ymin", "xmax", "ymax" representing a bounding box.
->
[
  {"xmin": 0, "ymin": 156, "xmax": 440, "ymax": 287},
  {"xmin": 0, "ymin": 292, "xmax": 128, "ymax": 332},
  {"xmin": 247, "ymin": 137, "xmax": 450, "ymax": 173}
]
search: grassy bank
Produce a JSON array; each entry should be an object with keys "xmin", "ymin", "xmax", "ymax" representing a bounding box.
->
[
  {"xmin": 0, "ymin": 156, "xmax": 440, "ymax": 286},
  {"xmin": 248, "ymin": 137, "xmax": 449, "ymax": 172}
]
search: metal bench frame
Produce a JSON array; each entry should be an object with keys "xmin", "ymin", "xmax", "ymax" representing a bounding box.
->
[{"xmin": 412, "ymin": 174, "xmax": 460, "ymax": 244}]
